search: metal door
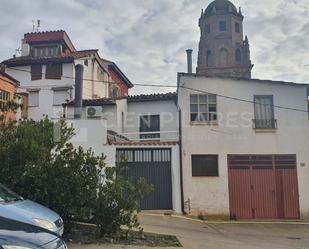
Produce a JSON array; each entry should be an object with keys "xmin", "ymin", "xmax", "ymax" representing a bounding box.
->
[
  {"xmin": 228, "ymin": 154, "xmax": 299, "ymax": 219},
  {"xmin": 116, "ymin": 148, "xmax": 172, "ymax": 210}
]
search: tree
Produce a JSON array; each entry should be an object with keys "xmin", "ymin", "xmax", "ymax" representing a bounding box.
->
[
  {"xmin": 0, "ymin": 118, "xmax": 153, "ymax": 237},
  {"xmin": 0, "ymin": 118, "xmax": 105, "ymax": 225}
]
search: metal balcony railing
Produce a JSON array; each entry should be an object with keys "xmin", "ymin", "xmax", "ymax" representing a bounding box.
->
[
  {"xmin": 253, "ymin": 119, "xmax": 277, "ymax": 129},
  {"xmin": 109, "ymin": 130, "xmax": 179, "ymax": 143}
]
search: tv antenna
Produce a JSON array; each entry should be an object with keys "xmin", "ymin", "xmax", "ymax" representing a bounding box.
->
[
  {"xmin": 15, "ymin": 47, "xmax": 22, "ymax": 56},
  {"xmin": 32, "ymin": 19, "xmax": 41, "ymax": 32}
]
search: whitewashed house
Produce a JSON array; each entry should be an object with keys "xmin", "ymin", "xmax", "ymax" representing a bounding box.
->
[
  {"xmin": 177, "ymin": 73, "xmax": 309, "ymax": 219},
  {"xmin": 63, "ymin": 92, "xmax": 182, "ymax": 213},
  {"xmin": 2, "ymin": 30, "xmax": 132, "ymax": 120}
]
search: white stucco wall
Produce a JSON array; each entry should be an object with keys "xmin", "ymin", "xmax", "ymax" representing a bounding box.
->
[
  {"xmin": 6, "ymin": 64, "xmax": 74, "ymax": 120},
  {"xmin": 125, "ymin": 100, "xmax": 179, "ymax": 141},
  {"xmin": 5, "ymin": 58, "xmax": 110, "ymax": 121},
  {"xmin": 178, "ymin": 75, "xmax": 309, "ymax": 218},
  {"xmin": 75, "ymin": 58, "xmax": 110, "ymax": 99}
]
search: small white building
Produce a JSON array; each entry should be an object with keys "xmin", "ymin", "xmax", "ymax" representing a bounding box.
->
[
  {"xmin": 177, "ymin": 73, "xmax": 309, "ymax": 219},
  {"xmin": 64, "ymin": 92, "xmax": 182, "ymax": 213}
]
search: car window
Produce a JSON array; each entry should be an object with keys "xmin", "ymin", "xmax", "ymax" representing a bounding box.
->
[{"xmin": 0, "ymin": 184, "xmax": 23, "ymax": 202}]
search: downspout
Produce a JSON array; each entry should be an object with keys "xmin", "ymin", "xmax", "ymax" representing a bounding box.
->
[
  {"xmin": 177, "ymin": 72, "xmax": 185, "ymax": 214},
  {"xmin": 74, "ymin": 64, "xmax": 84, "ymax": 119}
]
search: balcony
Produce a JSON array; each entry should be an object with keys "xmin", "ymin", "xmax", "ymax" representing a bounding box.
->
[
  {"xmin": 108, "ymin": 130, "xmax": 179, "ymax": 145},
  {"xmin": 253, "ymin": 119, "xmax": 277, "ymax": 130}
]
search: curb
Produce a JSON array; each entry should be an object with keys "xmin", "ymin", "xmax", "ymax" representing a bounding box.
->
[{"xmin": 141, "ymin": 213, "xmax": 309, "ymax": 225}]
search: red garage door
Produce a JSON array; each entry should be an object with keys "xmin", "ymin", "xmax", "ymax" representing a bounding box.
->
[{"xmin": 228, "ymin": 155, "xmax": 300, "ymax": 219}]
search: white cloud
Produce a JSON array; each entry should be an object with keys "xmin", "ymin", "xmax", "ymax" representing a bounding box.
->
[{"xmin": 0, "ymin": 0, "xmax": 308, "ymax": 94}]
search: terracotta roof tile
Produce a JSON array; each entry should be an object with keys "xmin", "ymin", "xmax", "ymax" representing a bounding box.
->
[
  {"xmin": 65, "ymin": 98, "xmax": 117, "ymax": 106},
  {"xmin": 127, "ymin": 92, "xmax": 177, "ymax": 102},
  {"xmin": 2, "ymin": 49, "xmax": 99, "ymax": 67},
  {"xmin": 25, "ymin": 30, "xmax": 65, "ymax": 42},
  {"xmin": 24, "ymin": 30, "xmax": 76, "ymax": 52},
  {"xmin": 65, "ymin": 92, "xmax": 177, "ymax": 107}
]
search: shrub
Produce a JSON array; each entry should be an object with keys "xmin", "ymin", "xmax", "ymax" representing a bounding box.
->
[
  {"xmin": 94, "ymin": 165, "xmax": 153, "ymax": 237},
  {"xmin": 0, "ymin": 118, "xmax": 105, "ymax": 226},
  {"xmin": 0, "ymin": 118, "xmax": 153, "ymax": 237}
]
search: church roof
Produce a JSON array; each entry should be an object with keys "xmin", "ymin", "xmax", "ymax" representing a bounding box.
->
[{"xmin": 205, "ymin": 0, "xmax": 239, "ymax": 16}]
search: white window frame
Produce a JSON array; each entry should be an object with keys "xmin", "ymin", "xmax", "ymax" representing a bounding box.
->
[{"xmin": 190, "ymin": 94, "xmax": 217, "ymax": 122}]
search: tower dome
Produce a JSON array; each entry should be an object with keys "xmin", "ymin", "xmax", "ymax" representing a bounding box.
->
[
  {"xmin": 205, "ymin": 0, "xmax": 239, "ymax": 16},
  {"xmin": 196, "ymin": 0, "xmax": 253, "ymax": 79}
]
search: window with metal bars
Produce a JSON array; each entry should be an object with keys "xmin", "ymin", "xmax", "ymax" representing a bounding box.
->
[
  {"xmin": 253, "ymin": 95, "xmax": 276, "ymax": 129},
  {"xmin": 190, "ymin": 94, "xmax": 217, "ymax": 122}
]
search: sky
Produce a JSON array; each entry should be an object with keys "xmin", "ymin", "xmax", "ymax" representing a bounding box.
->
[{"xmin": 0, "ymin": 0, "xmax": 308, "ymax": 94}]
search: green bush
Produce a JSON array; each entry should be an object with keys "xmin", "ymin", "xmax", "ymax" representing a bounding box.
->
[
  {"xmin": 94, "ymin": 165, "xmax": 153, "ymax": 237},
  {"xmin": 0, "ymin": 118, "xmax": 152, "ymax": 236},
  {"xmin": 0, "ymin": 118, "xmax": 105, "ymax": 226}
]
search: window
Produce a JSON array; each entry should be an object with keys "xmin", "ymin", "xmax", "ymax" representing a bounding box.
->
[
  {"xmin": 111, "ymin": 86, "xmax": 120, "ymax": 98},
  {"xmin": 53, "ymin": 90, "xmax": 69, "ymax": 106},
  {"xmin": 84, "ymin": 59, "xmax": 88, "ymax": 66},
  {"xmin": 28, "ymin": 91, "xmax": 39, "ymax": 107},
  {"xmin": 45, "ymin": 63, "xmax": 62, "ymax": 80},
  {"xmin": 139, "ymin": 115, "xmax": 160, "ymax": 140},
  {"xmin": 192, "ymin": 155, "xmax": 219, "ymax": 177},
  {"xmin": 235, "ymin": 48, "xmax": 241, "ymax": 63},
  {"xmin": 206, "ymin": 24, "xmax": 211, "ymax": 33},
  {"xmin": 254, "ymin": 95, "xmax": 276, "ymax": 129},
  {"xmin": 206, "ymin": 50, "xmax": 212, "ymax": 67},
  {"xmin": 219, "ymin": 21, "xmax": 227, "ymax": 31},
  {"xmin": 33, "ymin": 46, "xmax": 59, "ymax": 57},
  {"xmin": 0, "ymin": 90, "xmax": 10, "ymax": 110},
  {"xmin": 219, "ymin": 48, "xmax": 228, "ymax": 66},
  {"xmin": 190, "ymin": 94, "xmax": 217, "ymax": 122},
  {"xmin": 31, "ymin": 64, "xmax": 42, "ymax": 81},
  {"xmin": 235, "ymin": 22, "xmax": 240, "ymax": 32}
]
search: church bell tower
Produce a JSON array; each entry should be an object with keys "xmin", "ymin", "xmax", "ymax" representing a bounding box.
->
[{"xmin": 197, "ymin": 0, "xmax": 253, "ymax": 78}]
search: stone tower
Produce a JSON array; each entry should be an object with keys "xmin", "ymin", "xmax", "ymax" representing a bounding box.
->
[{"xmin": 197, "ymin": 0, "xmax": 253, "ymax": 78}]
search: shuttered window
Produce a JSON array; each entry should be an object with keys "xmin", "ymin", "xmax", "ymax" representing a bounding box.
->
[
  {"xmin": 29, "ymin": 91, "xmax": 39, "ymax": 107},
  {"xmin": 192, "ymin": 155, "xmax": 219, "ymax": 177},
  {"xmin": 53, "ymin": 90, "xmax": 69, "ymax": 106},
  {"xmin": 45, "ymin": 63, "xmax": 63, "ymax": 80},
  {"xmin": 31, "ymin": 64, "xmax": 42, "ymax": 80}
]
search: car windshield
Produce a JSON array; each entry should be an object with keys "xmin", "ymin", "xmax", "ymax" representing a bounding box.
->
[{"xmin": 0, "ymin": 183, "xmax": 23, "ymax": 203}]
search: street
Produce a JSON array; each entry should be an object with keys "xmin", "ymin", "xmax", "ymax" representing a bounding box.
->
[{"xmin": 69, "ymin": 214, "xmax": 309, "ymax": 249}]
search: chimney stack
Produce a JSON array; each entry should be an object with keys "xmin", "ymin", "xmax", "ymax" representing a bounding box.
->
[
  {"xmin": 186, "ymin": 49, "xmax": 193, "ymax": 74},
  {"xmin": 74, "ymin": 64, "xmax": 84, "ymax": 119}
]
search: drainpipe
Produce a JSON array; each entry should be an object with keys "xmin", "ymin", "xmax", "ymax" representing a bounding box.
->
[
  {"xmin": 178, "ymin": 108, "xmax": 185, "ymax": 214},
  {"xmin": 177, "ymin": 72, "xmax": 185, "ymax": 214},
  {"xmin": 74, "ymin": 64, "xmax": 84, "ymax": 119},
  {"xmin": 186, "ymin": 49, "xmax": 193, "ymax": 74}
]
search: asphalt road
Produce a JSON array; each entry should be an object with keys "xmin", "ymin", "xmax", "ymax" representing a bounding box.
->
[
  {"xmin": 139, "ymin": 214, "xmax": 309, "ymax": 249},
  {"xmin": 68, "ymin": 214, "xmax": 309, "ymax": 249}
]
